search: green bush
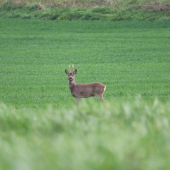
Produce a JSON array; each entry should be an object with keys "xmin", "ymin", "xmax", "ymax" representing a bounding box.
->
[
  {"xmin": 49, "ymin": 13, "xmax": 60, "ymax": 20},
  {"xmin": 92, "ymin": 7, "xmax": 112, "ymax": 14},
  {"xmin": 0, "ymin": 2, "xmax": 170, "ymax": 21},
  {"xmin": 1, "ymin": 2, "xmax": 13, "ymax": 11},
  {"xmin": 26, "ymin": 3, "xmax": 40, "ymax": 11},
  {"xmin": 38, "ymin": 12, "xmax": 51, "ymax": 19},
  {"xmin": 21, "ymin": 14, "xmax": 31, "ymax": 19},
  {"xmin": 81, "ymin": 11, "xmax": 103, "ymax": 20},
  {"xmin": 8, "ymin": 12, "xmax": 21, "ymax": 18},
  {"xmin": 57, "ymin": 12, "xmax": 71, "ymax": 20},
  {"xmin": 69, "ymin": 9, "xmax": 84, "ymax": 20}
]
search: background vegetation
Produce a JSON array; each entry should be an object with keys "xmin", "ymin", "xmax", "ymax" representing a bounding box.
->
[
  {"xmin": 1, "ymin": 0, "xmax": 170, "ymax": 8},
  {"xmin": 0, "ymin": 0, "xmax": 170, "ymax": 20}
]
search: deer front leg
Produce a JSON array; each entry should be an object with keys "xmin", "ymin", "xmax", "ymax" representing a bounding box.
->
[
  {"xmin": 76, "ymin": 98, "xmax": 81, "ymax": 106},
  {"xmin": 95, "ymin": 94, "xmax": 106, "ymax": 103}
]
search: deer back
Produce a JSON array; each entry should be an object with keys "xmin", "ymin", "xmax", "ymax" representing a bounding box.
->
[{"xmin": 71, "ymin": 82, "xmax": 106, "ymax": 98}]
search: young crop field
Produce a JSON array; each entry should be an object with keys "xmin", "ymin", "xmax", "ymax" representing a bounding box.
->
[
  {"xmin": 1, "ymin": 19, "xmax": 170, "ymax": 108},
  {"xmin": 0, "ymin": 19, "xmax": 170, "ymax": 169}
]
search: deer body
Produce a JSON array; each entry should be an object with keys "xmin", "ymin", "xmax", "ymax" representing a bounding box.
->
[{"xmin": 65, "ymin": 65, "xmax": 106, "ymax": 105}]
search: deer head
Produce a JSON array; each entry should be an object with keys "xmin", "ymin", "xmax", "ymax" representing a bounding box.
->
[{"xmin": 65, "ymin": 65, "xmax": 77, "ymax": 82}]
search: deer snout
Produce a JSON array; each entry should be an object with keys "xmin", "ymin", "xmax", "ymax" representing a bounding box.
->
[{"xmin": 69, "ymin": 76, "xmax": 73, "ymax": 81}]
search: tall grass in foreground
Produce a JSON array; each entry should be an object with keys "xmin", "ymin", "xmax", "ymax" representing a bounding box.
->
[{"xmin": 0, "ymin": 98, "xmax": 170, "ymax": 170}]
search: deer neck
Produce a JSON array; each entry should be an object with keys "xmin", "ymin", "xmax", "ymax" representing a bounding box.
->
[{"xmin": 69, "ymin": 80, "xmax": 76, "ymax": 91}]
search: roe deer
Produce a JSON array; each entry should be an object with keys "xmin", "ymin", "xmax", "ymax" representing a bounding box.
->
[{"xmin": 65, "ymin": 65, "xmax": 106, "ymax": 105}]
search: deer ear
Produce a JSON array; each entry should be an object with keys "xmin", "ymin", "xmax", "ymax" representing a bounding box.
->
[
  {"xmin": 65, "ymin": 69, "xmax": 69, "ymax": 74},
  {"xmin": 73, "ymin": 69, "xmax": 77, "ymax": 74}
]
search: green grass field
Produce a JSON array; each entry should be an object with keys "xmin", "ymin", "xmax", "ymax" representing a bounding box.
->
[
  {"xmin": 0, "ymin": 19, "xmax": 170, "ymax": 169},
  {"xmin": 1, "ymin": 19, "xmax": 170, "ymax": 108}
]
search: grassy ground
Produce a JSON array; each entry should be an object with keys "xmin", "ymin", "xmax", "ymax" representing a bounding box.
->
[
  {"xmin": 0, "ymin": 19, "xmax": 170, "ymax": 169},
  {"xmin": 0, "ymin": 19, "xmax": 170, "ymax": 108}
]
